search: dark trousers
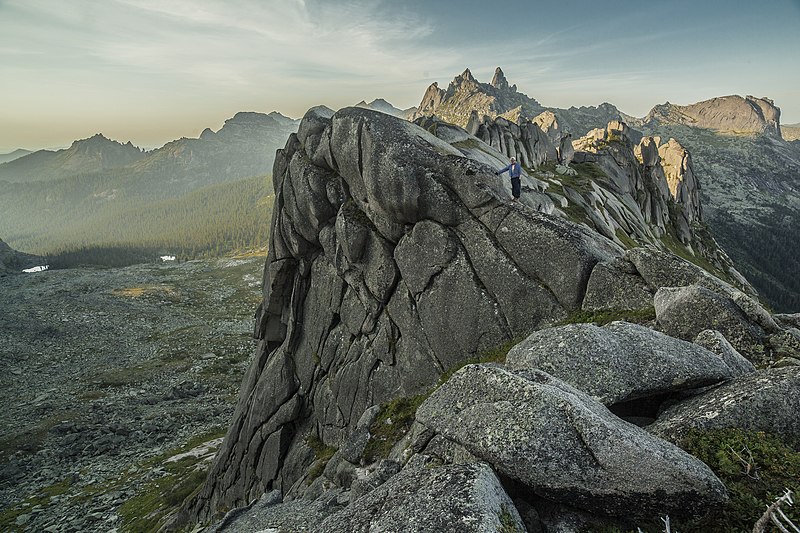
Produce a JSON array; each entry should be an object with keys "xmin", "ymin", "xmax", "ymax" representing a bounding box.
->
[{"xmin": 511, "ymin": 177, "xmax": 520, "ymax": 199}]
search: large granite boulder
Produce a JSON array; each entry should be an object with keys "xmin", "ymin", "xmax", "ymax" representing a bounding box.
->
[
  {"xmin": 581, "ymin": 258, "xmax": 653, "ymax": 312},
  {"xmin": 625, "ymin": 246, "xmax": 758, "ymax": 299},
  {"xmin": 648, "ymin": 367, "xmax": 800, "ymax": 442},
  {"xmin": 655, "ymin": 285, "xmax": 767, "ymax": 362},
  {"xmin": 416, "ymin": 365, "xmax": 728, "ymax": 519},
  {"xmin": 694, "ymin": 329, "xmax": 756, "ymax": 377},
  {"xmin": 183, "ymin": 107, "xmax": 622, "ymax": 522},
  {"xmin": 316, "ymin": 462, "xmax": 525, "ymax": 533},
  {"xmin": 211, "ymin": 490, "xmax": 341, "ymax": 533},
  {"xmin": 505, "ymin": 321, "xmax": 734, "ymax": 405}
]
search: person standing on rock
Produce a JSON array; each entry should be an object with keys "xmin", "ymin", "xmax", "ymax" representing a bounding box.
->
[{"xmin": 496, "ymin": 156, "xmax": 522, "ymax": 202}]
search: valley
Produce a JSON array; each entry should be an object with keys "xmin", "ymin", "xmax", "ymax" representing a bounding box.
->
[{"xmin": 0, "ymin": 255, "xmax": 264, "ymax": 532}]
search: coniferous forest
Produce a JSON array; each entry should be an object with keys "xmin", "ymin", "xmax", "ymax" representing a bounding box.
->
[{"xmin": 0, "ymin": 173, "xmax": 274, "ymax": 268}]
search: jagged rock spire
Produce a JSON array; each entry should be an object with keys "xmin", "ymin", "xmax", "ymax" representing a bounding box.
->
[{"xmin": 491, "ymin": 67, "xmax": 509, "ymax": 90}]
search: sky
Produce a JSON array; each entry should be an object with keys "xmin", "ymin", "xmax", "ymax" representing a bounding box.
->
[{"xmin": 1, "ymin": 0, "xmax": 799, "ymax": 153}]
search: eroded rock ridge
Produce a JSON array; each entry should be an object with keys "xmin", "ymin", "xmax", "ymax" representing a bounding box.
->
[{"xmin": 180, "ymin": 105, "xmax": 800, "ymax": 532}]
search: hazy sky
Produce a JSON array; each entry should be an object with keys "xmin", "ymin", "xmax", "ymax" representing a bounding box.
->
[{"xmin": 1, "ymin": 0, "xmax": 799, "ymax": 153}]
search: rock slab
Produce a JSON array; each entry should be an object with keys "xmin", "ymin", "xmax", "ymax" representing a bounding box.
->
[{"xmin": 416, "ymin": 364, "xmax": 728, "ymax": 519}]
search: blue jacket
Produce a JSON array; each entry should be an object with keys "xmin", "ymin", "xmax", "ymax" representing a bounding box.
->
[{"xmin": 497, "ymin": 162, "xmax": 521, "ymax": 178}]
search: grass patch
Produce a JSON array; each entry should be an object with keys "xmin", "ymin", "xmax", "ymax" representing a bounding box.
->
[
  {"xmin": 561, "ymin": 202, "xmax": 593, "ymax": 227},
  {"xmin": 230, "ymin": 248, "xmax": 269, "ymax": 259},
  {"xmin": 660, "ymin": 230, "xmax": 720, "ymax": 277},
  {"xmin": 91, "ymin": 363, "xmax": 162, "ymax": 389},
  {"xmin": 572, "ymin": 161, "xmax": 609, "ymax": 183},
  {"xmin": 305, "ymin": 435, "xmax": 337, "ymax": 484},
  {"xmin": 362, "ymin": 394, "xmax": 428, "ymax": 464},
  {"xmin": 117, "ymin": 428, "xmax": 226, "ymax": 532},
  {"xmin": 497, "ymin": 503, "xmax": 525, "ymax": 532},
  {"xmin": 560, "ymin": 308, "xmax": 656, "ymax": 326},
  {"xmin": 118, "ymin": 461, "xmax": 208, "ymax": 532},
  {"xmin": 0, "ymin": 412, "xmax": 78, "ymax": 460},
  {"xmin": 360, "ymin": 337, "xmax": 523, "ymax": 464},
  {"xmin": 0, "ymin": 478, "xmax": 72, "ymax": 531},
  {"xmin": 77, "ymin": 390, "xmax": 106, "ymax": 401},
  {"xmin": 452, "ymin": 138, "xmax": 483, "ymax": 150},
  {"xmin": 535, "ymin": 161, "xmax": 557, "ymax": 174},
  {"xmin": 111, "ymin": 285, "xmax": 179, "ymax": 300},
  {"xmin": 675, "ymin": 428, "xmax": 800, "ymax": 532},
  {"xmin": 614, "ymin": 228, "xmax": 639, "ymax": 249}
]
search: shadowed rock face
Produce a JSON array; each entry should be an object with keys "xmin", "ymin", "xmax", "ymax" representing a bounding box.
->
[{"xmin": 183, "ymin": 107, "xmax": 621, "ymax": 521}]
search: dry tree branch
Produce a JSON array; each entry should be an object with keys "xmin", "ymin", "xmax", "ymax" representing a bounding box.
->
[{"xmin": 753, "ymin": 489, "xmax": 798, "ymax": 533}]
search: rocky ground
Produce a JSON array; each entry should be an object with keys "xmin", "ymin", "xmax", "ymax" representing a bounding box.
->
[{"xmin": 0, "ymin": 255, "xmax": 265, "ymax": 532}]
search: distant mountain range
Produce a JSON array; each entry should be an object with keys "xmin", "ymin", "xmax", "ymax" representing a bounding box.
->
[
  {"xmin": 0, "ymin": 111, "xmax": 299, "ymax": 187},
  {"xmin": 783, "ymin": 122, "xmax": 800, "ymax": 141},
  {"xmin": 2, "ymin": 76, "xmax": 798, "ymax": 310},
  {"xmin": 0, "ymin": 134, "xmax": 145, "ymax": 183},
  {"xmin": 0, "ymin": 111, "xmax": 299, "ymax": 258},
  {"xmin": 355, "ymin": 98, "xmax": 416, "ymax": 119},
  {"xmin": 0, "ymin": 149, "xmax": 33, "ymax": 165},
  {"xmin": 412, "ymin": 68, "xmax": 800, "ymax": 311}
]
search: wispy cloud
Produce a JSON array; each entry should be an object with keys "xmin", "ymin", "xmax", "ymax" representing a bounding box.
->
[{"xmin": 1, "ymin": 0, "xmax": 799, "ymax": 152}]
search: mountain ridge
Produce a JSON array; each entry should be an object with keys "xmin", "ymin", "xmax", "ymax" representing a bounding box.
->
[
  {"xmin": 0, "ymin": 238, "xmax": 43, "ymax": 274},
  {"xmin": 355, "ymin": 98, "xmax": 417, "ymax": 118},
  {"xmin": 641, "ymin": 95, "xmax": 782, "ymax": 137},
  {"xmin": 0, "ymin": 148, "xmax": 32, "ymax": 164},
  {"xmin": 176, "ymin": 105, "xmax": 800, "ymax": 533},
  {"xmin": 411, "ymin": 67, "xmax": 799, "ymax": 311},
  {"xmin": 0, "ymin": 133, "xmax": 146, "ymax": 183}
]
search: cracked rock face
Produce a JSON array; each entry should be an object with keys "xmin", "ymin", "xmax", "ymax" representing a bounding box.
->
[{"xmin": 184, "ymin": 107, "xmax": 621, "ymax": 521}]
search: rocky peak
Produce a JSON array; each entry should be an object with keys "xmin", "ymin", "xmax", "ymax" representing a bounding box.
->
[
  {"xmin": 570, "ymin": 121, "xmax": 707, "ymax": 245},
  {"xmin": 354, "ymin": 98, "xmax": 410, "ymax": 118},
  {"xmin": 490, "ymin": 67, "xmax": 510, "ymax": 90},
  {"xmin": 456, "ymin": 67, "xmax": 476, "ymax": 84},
  {"xmin": 413, "ymin": 67, "xmax": 543, "ymax": 128},
  {"xmin": 415, "ymin": 82, "xmax": 446, "ymax": 117},
  {"xmin": 658, "ymin": 138, "xmax": 701, "ymax": 224},
  {"xmin": 644, "ymin": 95, "xmax": 782, "ymax": 137},
  {"xmin": 532, "ymin": 110, "xmax": 561, "ymax": 145},
  {"xmin": 65, "ymin": 133, "xmax": 144, "ymax": 169},
  {"xmin": 226, "ymin": 111, "xmax": 279, "ymax": 127},
  {"xmin": 71, "ymin": 133, "xmax": 122, "ymax": 150},
  {"xmin": 267, "ymin": 111, "xmax": 300, "ymax": 127},
  {"xmin": 181, "ymin": 106, "xmax": 624, "ymax": 522}
]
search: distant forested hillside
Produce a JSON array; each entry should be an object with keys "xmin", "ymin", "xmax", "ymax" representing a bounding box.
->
[
  {"xmin": 0, "ymin": 111, "xmax": 295, "ymax": 267},
  {"xmin": 1, "ymin": 174, "xmax": 273, "ymax": 266}
]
